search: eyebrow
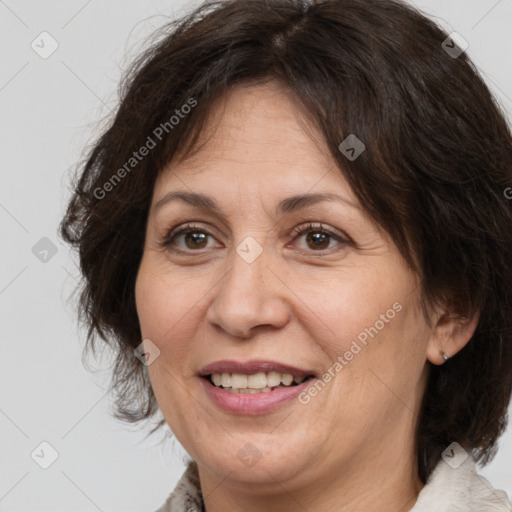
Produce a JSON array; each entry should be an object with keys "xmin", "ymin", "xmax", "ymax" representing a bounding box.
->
[{"xmin": 153, "ymin": 191, "xmax": 359, "ymax": 216}]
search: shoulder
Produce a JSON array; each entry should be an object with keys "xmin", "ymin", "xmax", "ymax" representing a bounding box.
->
[
  {"xmin": 411, "ymin": 451, "xmax": 511, "ymax": 512},
  {"xmin": 154, "ymin": 460, "xmax": 203, "ymax": 512}
]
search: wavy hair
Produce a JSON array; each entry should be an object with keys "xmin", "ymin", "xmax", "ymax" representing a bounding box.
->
[{"xmin": 59, "ymin": 0, "xmax": 512, "ymax": 483}]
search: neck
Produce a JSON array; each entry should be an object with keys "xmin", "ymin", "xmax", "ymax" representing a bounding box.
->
[{"xmin": 198, "ymin": 444, "xmax": 424, "ymax": 512}]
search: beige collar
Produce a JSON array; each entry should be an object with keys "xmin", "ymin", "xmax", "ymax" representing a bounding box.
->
[{"xmin": 155, "ymin": 455, "xmax": 510, "ymax": 512}]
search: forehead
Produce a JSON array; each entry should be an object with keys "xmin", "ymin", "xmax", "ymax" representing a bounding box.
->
[{"xmin": 154, "ymin": 81, "xmax": 352, "ymax": 199}]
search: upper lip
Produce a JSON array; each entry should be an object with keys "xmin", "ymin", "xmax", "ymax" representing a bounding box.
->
[{"xmin": 198, "ymin": 359, "xmax": 315, "ymax": 377}]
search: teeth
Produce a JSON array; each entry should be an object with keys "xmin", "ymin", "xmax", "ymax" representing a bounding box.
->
[
  {"xmin": 231, "ymin": 374, "xmax": 247, "ymax": 388},
  {"xmin": 247, "ymin": 373, "xmax": 267, "ymax": 389},
  {"xmin": 266, "ymin": 371, "xmax": 281, "ymax": 387},
  {"xmin": 281, "ymin": 373, "xmax": 293, "ymax": 386},
  {"xmin": 209, "ymin": 371, "xmax": 310, "ymax": 390},
  {"xmin": 224, "ymin": 387, "xmax": 266, "ymax": 394}
]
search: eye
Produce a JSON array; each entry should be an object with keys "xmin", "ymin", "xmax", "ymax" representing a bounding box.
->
[
  {"xmin": 161, "ymin": 221, "xmax": 350, "ymax": 255},
  {"xmin": 161, "ymin": 223, "xmax": 219, "ymax": 253},
  {"xmin": 289, "ymin": 222, "xmax": 349, "ymax": 253}
]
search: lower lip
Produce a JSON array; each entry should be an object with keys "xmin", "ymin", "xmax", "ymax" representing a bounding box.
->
[{"xmin": 200, "ymin": 376, "xmax": 315, "ymax": 415}]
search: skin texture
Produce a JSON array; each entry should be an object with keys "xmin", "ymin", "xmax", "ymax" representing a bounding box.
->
[{"xmin": 135, "ymin": 81, "xmax": 479, "ymax": 512}]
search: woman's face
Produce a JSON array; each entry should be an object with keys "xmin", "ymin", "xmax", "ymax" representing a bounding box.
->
[{"xmin": 135, "ymin": 82, "xmax": 434, "ymax": 491}]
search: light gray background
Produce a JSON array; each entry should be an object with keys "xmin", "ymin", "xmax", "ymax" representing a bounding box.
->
[{"xmin": 1, "ymin": 1, "xmax": 511, "ymax": 511}]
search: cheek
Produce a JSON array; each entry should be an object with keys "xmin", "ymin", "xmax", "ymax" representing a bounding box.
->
[
  {"xmin": 135, "ymin": 267, "xmax": 167, "ymax": 338},
  {"xmin": 134, "ymin": 257, "xmax": 213, "ymax": 375},
  {"xmin": 287, "ymin": 265, "xmax": 405, "ymax": 357},
  {"xmin": 296, "ymin": 262, "xmax": 427, "ymax": 401},
  {"xmin": 135, "ymin": 259, "xmax": 196, "ymax": 339}
]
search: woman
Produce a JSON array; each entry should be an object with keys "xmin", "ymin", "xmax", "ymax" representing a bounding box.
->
[{"xmin": 60, "ymin": 0, "xmax": 512, "ymax": 510}]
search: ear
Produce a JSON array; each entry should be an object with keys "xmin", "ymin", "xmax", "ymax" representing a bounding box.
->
[{"xmin": 425, "ymin": 302, "xmax": 480, "ymax": 365}]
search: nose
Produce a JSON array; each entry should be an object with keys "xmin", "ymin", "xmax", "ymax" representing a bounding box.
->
[{"xmin": 205, "ymin": 242, "xmax": 291, "ymax": 339}]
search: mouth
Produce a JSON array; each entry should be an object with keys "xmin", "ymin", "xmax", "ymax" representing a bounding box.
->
[
  {"xmin": 197, "ymin": 360, "xmax": 318, "ymax": 413},
  {"xmin": 199, "ymin": 371, "xmax": 317, "ymax": 415},
  {"xmin": 202, "ymin": 372, "xmax": 316, "ymax": 393},
  {"xmin": 198, "ymin": 359, "xmax": 317, "ymax": 394}
]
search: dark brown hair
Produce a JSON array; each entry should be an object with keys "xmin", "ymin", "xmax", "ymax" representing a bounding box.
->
[{"xmin": 59, "ymin": 0, "xmax": 512, "ymax": 483}]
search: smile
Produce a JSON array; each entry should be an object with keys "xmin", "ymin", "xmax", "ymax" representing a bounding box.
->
[{"xmin": 200, "ymin": 373, "xmax": 316, "ymax": 414}]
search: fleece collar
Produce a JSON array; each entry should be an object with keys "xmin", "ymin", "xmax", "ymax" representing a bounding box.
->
[
  {"xmin": 155, "ymin": 455, "xmax": 511, "ymax": 512},
  {"xmin": 410, "ymin": 453, "xmax": 511, "ymax": 512}
]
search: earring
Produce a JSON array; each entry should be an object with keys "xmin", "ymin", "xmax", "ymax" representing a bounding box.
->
[{"xmin": 441, "ymin": 351, "xmax": 449, "ymax": 363}]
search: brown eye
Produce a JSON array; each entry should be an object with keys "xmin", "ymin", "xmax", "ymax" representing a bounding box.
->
[
  {"xmin": 291, "ymin": 222, "xmax": 349, "ymax": 253},
  {"xmin": 162, "ymin": 224, "xmax": 218, "ymax": 252},
  {"xmin": 305, "ymin": 231, "xmax": 331, "ymax": 250},
  {"xmin": 162, "ymin": 222, "xmax": 349, "ymax": 255},
  {"xmin": 182, "ymin": 231, "xmax": 208, "ymax": 249}
]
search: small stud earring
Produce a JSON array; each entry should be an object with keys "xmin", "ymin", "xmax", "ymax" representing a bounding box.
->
[{"xmin": 441, "ymin": 351, "xmax": 449, "ymax": 363}]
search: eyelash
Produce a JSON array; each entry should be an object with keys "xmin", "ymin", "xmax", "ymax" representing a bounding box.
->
[{"xmin": 161, "ymin": 222, "xmax": 350, "ymax": 255}]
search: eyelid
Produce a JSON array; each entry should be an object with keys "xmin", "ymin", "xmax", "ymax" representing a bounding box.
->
[
  {"xmin": 289, "ymin": 222, "xmax": 349, "ymax": 243},
  {"xmin": 161, "ymin": 221, "xmax": 351, "ymax": 254},
  {"xmin": 287, "ymin": 222, "xmax": 351, "ymax": 254},
  {"xmin": 161, "ymin": 222, "xmax": 218, "ymax": 247}
]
